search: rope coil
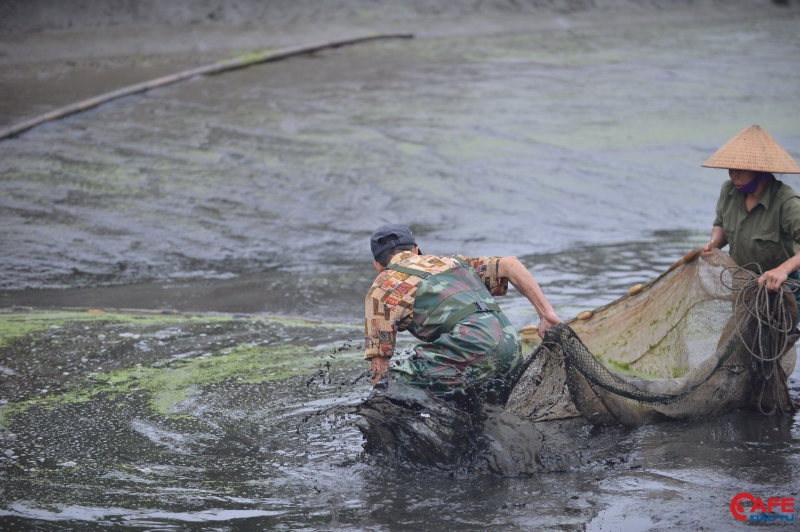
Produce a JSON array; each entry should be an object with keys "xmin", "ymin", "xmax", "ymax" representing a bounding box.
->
[
  {"xmin": 720, "ymin": 265, "xmax": 799, "ymax": 415},
  {"xmin": 520, "ymin": 264, "xmax": 799, "ymax": 416}
]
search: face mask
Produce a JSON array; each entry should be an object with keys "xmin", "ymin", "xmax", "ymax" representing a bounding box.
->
[{"xmin": 735, "ymin": 172, "xmax": 771, "ymax": 195}]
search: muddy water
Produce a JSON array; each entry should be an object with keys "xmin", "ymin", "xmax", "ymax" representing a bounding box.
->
[
  {"xmin": 1, "ymin": 3, "xmax": 800, "ymax": 530},
  {"xmin": 3, "ymin": 8, "xmax": 799, "ymax": 295},
  {"xmin": 0, "ymin": 309, "xmax": 797, "ymax": 530}
]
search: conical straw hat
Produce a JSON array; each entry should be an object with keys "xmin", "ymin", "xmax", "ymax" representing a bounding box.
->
[{"xmin": 702, "ymin": 125, "xmax": 800, "ymax": 174}]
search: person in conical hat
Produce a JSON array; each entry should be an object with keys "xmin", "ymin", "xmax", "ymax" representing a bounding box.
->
[{"xmin": 701, "ymin": 125, "xmax": 800, "ymax": 297}]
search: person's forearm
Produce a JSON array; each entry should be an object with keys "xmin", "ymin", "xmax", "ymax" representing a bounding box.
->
[
  {"xmin": 709, "ymin": 226, "xmax": 727, "ymax": 249},
  {"xmin": 758, "ymin": 250, "xmax": 800, "ymax": 291},
  {"xmin": 776, "ymin": 251, "xmax": 800, "ymax": 275},
  {"xmin": 498, "ymin": 257, "xmax": 556, "ymax": 318}
]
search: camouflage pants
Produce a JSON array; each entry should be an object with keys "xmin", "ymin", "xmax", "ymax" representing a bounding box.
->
[{"xmin": 391, "ymin": 324, "xmax": 523, "ymax": 406}]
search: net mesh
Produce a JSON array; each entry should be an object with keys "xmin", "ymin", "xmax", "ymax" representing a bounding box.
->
[{"xmin": 506, "ymin": 249, "xmax": 798, "ymax": 426}]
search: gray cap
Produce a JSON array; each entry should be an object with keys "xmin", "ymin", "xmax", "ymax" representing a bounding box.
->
[{"xmin": 370, "ymin": 224, "xmax": 417, "ymax": 261}]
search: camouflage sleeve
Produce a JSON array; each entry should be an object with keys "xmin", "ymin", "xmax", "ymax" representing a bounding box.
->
[
  {"xmin": 456, "ymin": 255, "xmax": 509, "ymax": 296},
  {"xmin": 364, "ymin": 293, "xmax": 396, "ymax": 359},
  {"xmin": 363, "ymin": 274, "xmax": 417, "ymax": 359}
]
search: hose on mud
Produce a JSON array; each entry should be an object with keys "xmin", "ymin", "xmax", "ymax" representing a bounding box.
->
[{"xmin": 0, "ymin": 33, "xmax": 413, "ymax": 141}]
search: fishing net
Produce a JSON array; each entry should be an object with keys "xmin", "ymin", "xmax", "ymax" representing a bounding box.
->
[{"xmin": 506, "ymin": 249, "xmax": 799, "ymax": 426}]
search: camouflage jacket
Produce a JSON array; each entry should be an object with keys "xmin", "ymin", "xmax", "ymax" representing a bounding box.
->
[{"xmin": 364, "ymin": 251, "xmax": 509, "ymax": 359}]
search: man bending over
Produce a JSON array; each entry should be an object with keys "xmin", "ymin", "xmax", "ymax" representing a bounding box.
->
[{"xmin": 365, "ymin": 224, "xmax": 561, "ymax": 406}]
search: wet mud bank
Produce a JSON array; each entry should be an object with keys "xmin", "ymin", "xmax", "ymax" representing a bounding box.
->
[{"xmin": 3, "ymin": 0, "xmax": 775, "ymax": 128}]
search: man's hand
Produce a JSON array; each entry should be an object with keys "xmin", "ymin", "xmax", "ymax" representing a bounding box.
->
[
  {"xmin": 537, "ymin": 311, "xmax": 561, "ymax": 338},
  {"xmin": 370, "ymin": 356, "xmax": 391, "ymax": 387},
  {"xmin": 759, "ymin": 268, "xmax": 789, "ymax": 292}
]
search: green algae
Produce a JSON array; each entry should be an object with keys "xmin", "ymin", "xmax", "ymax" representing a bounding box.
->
[
  {"xmin": 671, "ymin": 365, "xmax": 690, "ymax": 378},
  {"xmin": 0, "ymin": 341, "xmax": 361, "ymax": 427},
  {"xmin": 437, "ymin": 134, "xmax": 533, "ymax": 163},
  {"xmin": 598, "ymin": 356, "xmax": 658, "ymax": 381},
  {"xmin": 0, "ymin": 309, "xmax": 362, "ymax": 427},
  {"xmin": 0, "ymin": 310, "xmax": 225, "ymax": 349},
  {"xmin": 0, "ymin": 309, "xmax": 354, "ymax": 349},
  {"xmin": 395, "ymin": 141, "xmax": 426, "ymax": 157},
  {"xmin": 221, "ymin": 49, "xmax": 279, "ymax": 67}
]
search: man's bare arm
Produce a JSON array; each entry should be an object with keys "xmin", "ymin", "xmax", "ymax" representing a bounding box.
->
[{"xmin": 498, "ymin": 256, "xmax": 561, "ymax": 338}]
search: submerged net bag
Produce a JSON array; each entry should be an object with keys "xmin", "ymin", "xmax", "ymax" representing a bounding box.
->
[{"xmin": 506, "ymin": 249, "xmax": 799, "ymax": 426}]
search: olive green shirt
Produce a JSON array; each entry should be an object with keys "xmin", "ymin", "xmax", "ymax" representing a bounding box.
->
[{"xmin": 714, "ymin": 177, "xmax": 800, "ymax": 273}]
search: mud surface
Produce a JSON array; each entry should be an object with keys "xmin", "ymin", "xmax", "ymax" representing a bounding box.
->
[
  {"xmin": 1, "ymin": 0, "xmax": 800, "ymax": 530},
  {"xmin": 0, "ymin": 308, "xmax": 798, "ymax": 530}
]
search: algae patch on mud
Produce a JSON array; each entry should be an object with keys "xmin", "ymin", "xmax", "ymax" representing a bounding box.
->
[
  {"xmin": 0, "ymin": 309, "xmax": 224, "ymax": 348},
  {"xmin": 0, "ymin": 309, "xmax": 362, "ymax": 427},
  {"xmin": 7, "ymin": 344, "xmax": 320, "ymax": 420}
]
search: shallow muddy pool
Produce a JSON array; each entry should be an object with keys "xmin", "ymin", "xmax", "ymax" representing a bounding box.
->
[
  {"xmin": 1, "ymin": 2, "xmax": 800, "ymax": 530},
  {"xmin": 2, "ymin": 5, "xmax": 799, "ymax": 293},
  {"xmin": 0, "ymin": 308, "xmax": 797, "ymax": 530}
]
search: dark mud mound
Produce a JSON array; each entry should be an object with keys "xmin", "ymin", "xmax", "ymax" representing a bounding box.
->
[
  {"xmin": 480, "ymin": 404, "xmax": 543, "ymax": 477},
  {"xmin": 356, "ymin": 381, "xmax": 481, "ymax": 469},
  {"xmin": 356, "ymin": 379, "xmax": 624, "ymax": 476},
  {"xmin": 355, "ymin": 382, "xmax": 630, "ymax": 476}
]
